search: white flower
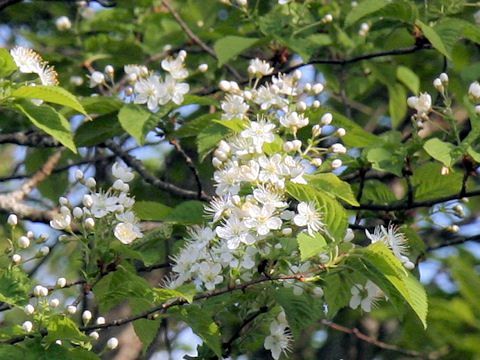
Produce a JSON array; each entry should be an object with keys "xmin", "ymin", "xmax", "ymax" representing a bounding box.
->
[
  {"xmin": 365, "ymin": 224, "xmax": 408, "ymax": 260},
  {"xmin": 22, "ymin": 321, "xmax": 33, "ymax": 333},
  {"xmin": 10, "ymin": 46, "xmax": 42, "ymax": 73},
  {"xmin": 7, "ymin": 214, "xmax": 18, "ymax": 226},
  {"xmin": 253, "ymin": 186, "xmax": 287, "ymax": 208},
  {"xmin": 124, "ymin": 64, "xmax": 148, "ymax": 81},
  {"xmin": 258, "ymin": 154, "xmax": 284, "ymax": 186},
  {"xmin": 33, "ymin": 285, "xmax": 48, "ymax": 297},
  {"xmin": 158, "ymin": 75, "xmax": 189, "ymax": 105},
  {"xmin": 248, "ymin": 58, "xmax": 274, "ymax": 77},
  {"xmin": 293, "ymin": 201, "xmax": 324, "ymax": 235},
  {"xmin": 67, "ymin": 305, "xmax": 77, "ymax": 314},
  {"xmin": 90, "ymin": 193, "xmax": 121, "ymax": 218},
  {"xmin": 243, "ymin": 205, "xmax": 282, "ymax": 236},
  {"xmin": 254, "ymin": 85, "xmax": 287, "ymax": 110},
  {"xmin": 55, "ymin": 16, "xmax": 71, "ymax": 31},
  {"xmin": 240, "ymin": 120, "xmax": 276, "ymax": 152},
  {"xmin": 198, "ymin": 262, "xmax": 223, "ymax": 290},
  {"xmin": 349, "ymin": 280, "xmax": 381, "ymax": 312},
  {"xmin": 279, "ymin": 111, "xmax": 309, "ymax": 132},
  {"xmin": 221, "ymin": 94, "xmax": 249, "ymax": 120},
  {"xmin": 469, "ymin": 81, "xmax": 480, "ymax": 102},
  {"xmin": 89, "ymin": 71, "xmax": 105, "ymax": 88},
  {"xmin": 112, "ymin": 162, "xmax": 134, "ymax": 182},
  {"xmin": 114, "ymin": 222, "xmax": 142, "ymax": 244},
  {"xmin": 214, "ymin": 164, "xmax": 241, "ymax": 196},
  {"xmin": 161, "ymin": 53, "xmax": 189, "ymax": 80},
  {"xmin": 50, "ymin": 213, "xmax": 71, "ymax": 230},
  {"xmin": 215, "ymin": 216, "xmax": 255, "ymax": 249},
  {"xmin": 264, "ymin": 314, "xmax": 292, "ymax": 360},
  {"xmin": 407, "ymin": 93, "xmax": 432, "ymax": 117},
  {"xmin": 24, "ymin": 304, "xmax": 35, "ymax": 315},
  {"xmin": 134, "ymin": 74, "xmax": 162, "ymax": 111}
]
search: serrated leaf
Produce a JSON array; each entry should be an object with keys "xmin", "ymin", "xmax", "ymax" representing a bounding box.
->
[
  {"xmin": 297, "ymin": 232, "xmax": 327, "ymax": 261},
  {"xmin": 307, "ymin": 173, "xmax": 359, "ymax": 206},
  {"xmin": 345, "ymin": 0, "xmax": 389, "ymax": 26},
  {"xmin": 213, "ymin": 118, "xmax": 249, "ymax": 132},
  {"xmin": 416, "ymin": 20, "xmax": 451, "ymax": 59},
  {"xmin": 169, "ymin": 113, "xmax": 219, "ymax": 139},
  {"xmin": 423, "ymin": 138, "xmax": 456, "ymax": 167},
  {"xmin": 323, "ymin": 272, "xmax": 353, "ymax": 317},
  {"xmin": 412, "ymin": 162, "xmax": 462, "ymax": 201},
  {"xmin": 274, "ymin": 287, "xmax": 324, "ymax": 339},
  {"xmin": 133, "ymin": 201, "xmax": 173, "ymax": 221},
  {"xmin": 214, "ymin": 36, "xmax": 259, "ymax": 66},
  {"xmin": 0, "ymin": 267, "xmax": 30, "ymax": 306},
  {"xmin": 118, "ymin": 103, "xmax": 152, "ymax": 145},
  {"xmin": 15, "ymin": 102, "xmax": 76, "ymax": 153},
  {"xmin": 45, "ymin": 316, "xmax": 90, "ymax": 343},
  {"xmin": 164, "ymin": 200, "xmax": 205, "ymax": 225},
  {"xmin": 0, "ymin": 48, "xmax": 18, "ymax": 78},
  {"xmin": 12, "ymin": 85, "xmax": 87, "ymax": 115},
  {"xmin": 366, "ymin": 144, "xmax": 406, "ymax": 176},
  {"xmin": 377, "ymin": 0, "xmax": 418, "ymax": 23},
  {"xmin": 74, "ymin": 113, "xmax": 123, "ymax": 147},
  {"xmin": 396, "ymin": 66, "xmax": 419, "ymax": 95}
]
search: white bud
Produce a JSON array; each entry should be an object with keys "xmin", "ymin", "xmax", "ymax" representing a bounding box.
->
[
  {"xmin": 67, "ymin": 305, "xmax": 77, "ymax": 314},
  {"xmin": 112, "ymin": 179, "xmax": 125, "ymax": 191},
  {"xmin": 55, "ymin": 340, "xmax": 62, "ymax": 345},
  {"xmin": 439, "ymin": 72, "xmax": 449, "ymax": 84},
  {"xmin": 313, "ymin": 287, "xmax": 324, "ymax": 297},
  {"xmin": 237, "ymin": 0, "xmax": 247, "ymax": 6},
  {"xmin": 440, "ymin": 166, "xmax": 450, "ymax": 176},
  {"xmin": 104, "ymin": 65, "xmax": 114, "ymax": 77},
  {"xmin": 34, "ymin": 285, "xmax": 48, "ymax": 297},
  {"xmin": 212, "ymin": 157, "xmax": 223, "ymax": 168},
  {"xmin": 330, "ymin": 143, "xmax": 347, "ymax": 154},
  {"xmin": 89, "ymin": 331, "xmax": 100, "ymax": 340},
  {"xmin": 312, "ymin": 124, "xmax": 322, "ymax": 137},
  {"xmin": 127, "ymin": 73, "xmax": 137, "ymax": 83},
  {"xmin": 293, "ymin": 69, "xmax": 302, "ymax": 81},
  {"xmin": 247, "ymin": 65, "xmax": 255, "ymax": 75},
  {"xmin": 323, "ymin": 14, "xmax": 333, "ymax": 22},
  {"xmin": 84, "ymin": 218, "xmax": 95, "ymax": 229},
  {"xmin": 321, "ymin": 113, "xmax": 333, "ymax": 125},
  {"xmin": 40, "ymin": 246, "xmax": 50, "ymax": 256},
  {"xmin": 331, "ymin": 159, "xmax": 343, "ymax": 169},
  {"xmin": 37, "ymin": 233, "xmax": 49, "ymax": 243},
  {"xmin": 107, "ymin": 337, "xmax": 119, "ymax": 350},
  {"xmin": 312, "ymin": 83, "xmax": 324, "ymax": 94},
  {"xmin": 291, "ymin": 140, "xmax": 302, "ymax": 151},
  {"xmin": 74, "ymin": 169, "xmax": 84, "ymax": 181},
  {"xmin": 229, "ymin": 81, "xmax": 240, "ymax": 92},
  {"xmin": 283, "ymin": 141, "xmax": 294, "ymax": 152},
  {"xmin": 433, "ymin": 78, "xmax": 443, "ymax": 91},
  {"xmin": 214, "ymin": 149, "xmax": 228, "ymax": 161},
  {"xmin": 25, "ymin": 304, "xmax": 35, "ymax": 315},
  {"xmin": 125, "ymin": 86, "xmax": 134, "ymax": 96},
  {"xmin": 22, "ymin": 321, "xmax": 33, "ymax": 333},
  {"xmin": 96, "ymin": 316, "xmax": 106, "ymax": 325},
  {"xmin": 59, "ymin": 197, "xmax": 69, "ymax": 206},
  {"xmin": 243, "ymin": 90, "xmax": 253, "ymax": 100},
  {"xmin": 218, "ymin": 140, "xmax": 231, "ymax": 154},
  {"xmin": 297, "ymin": 101, "xmax": 307, "ymax": 112},
  {"xmin": 86, "ymin": 177, "xmax": 96, "ymax": 189},
  {"xmin": 7, "ymin": 214, "xmax": 18, "ymax": 226},
  {"xmin": 58, "ymin": 234, "xmax": 69, "ymax": 243},
  {"xmin": 198, "ymin": 63, "xmax": 208, "ymax": 72},
  {"xmin": 336, "ymin": 128, "xmax": 346, "ymax": 137},
  {"xmin": 344, "ymin": 228, "xmax": 354, "ymax": 242},
  {"xmin": 450, "ymin": 224, "xmax": 460, "ymax": 233},
  {"xmin": 82, "ymin": 310, "xmax": 93, "ymax": 323},
  {"xmin": 56, "ymin": 277, "xmax": 67, "ymax": 288},
  {"xmin": 476, "ymin": 105, "xmax": 480, "ymax": 116},
  {"xmin": 219, "ymin": 80, "xmax": 231, "ymax": 92},
  {"xmin": 12, "ymin": 254, "xmax": 22, "ymax": 264},
  {"xmin": 404, "ymin": 261, "xmax": 415, "ymax": 270},
  {"xmin": 55, "ymin": 16, "xmax": 71, "ymax": 31},
  {"xmin": 310, "ymin": 158, "xmax": 323, "ymax": 167},
  {"xmin": 72, "ymin": 207, "xmax": 83, "ymax": 219},
  {"xmin": 27, "ymin": 231, "xmax": 34, "ymax": 240},
  {"xmin": 50, "ymin": 298, "xmax": 60, "ymax": 308},
  {"xmin": 18, "ymin": 236, "xmax": 30, "ymax": 249},
  {"xmin": 312, "ymin": 100, "xmax": 321, "ymax": 108},
  {"xmin": 281, "ymin": 227, "xmax": 293, "ymax": 235},
  {"xmin": 83, "ymin": 194, "xmax": 94, "ymax": 208}
]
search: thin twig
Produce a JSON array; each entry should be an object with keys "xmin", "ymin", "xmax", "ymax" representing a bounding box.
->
[{"xmin": 0, "ymin": 131, "xmax": 61, "ymax": 147}]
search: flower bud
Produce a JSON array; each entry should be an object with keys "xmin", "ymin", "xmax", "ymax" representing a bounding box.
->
[
  {"xmin": 468, "ymin": 81, "xmax": 480, "ymax": 101},
  {"xmin": 59, "ymin": 197, "xmax": 69, "ymax": 206},
  {"xmin": 297, "ymin": 101, "xmax": 307, "ymax": 112},
  {"xmin": 312, "ymin": 124, "xmax": 322, "ymax": 137},
  {"xmin": 96, "ymin": 316, "xmax": 106, "ymax": 325},
  {"xmin": 84, "ymin": 217, "xmax": 95, "ymax": 229},
  {"xmin": 83, "ymin": 194, "xmax": 94, "ymax": 208},
  {"xmin": 433, "ymin": 78, "xmax": 443, "ymax": 92},
  {"xmin": 293, "ymin": 69, "xmax": 302, "ymax": 81},
  {"xmin": 7, "ymin": 214, "xmax": 18, "ymax": 226},
  {"xmin": 18, "ymin": 236, "xmax": 30, "ymax": 249},
  {"xmin": 283, "ymin": 141, "xmax": 294, "ymax": 152},
  {"xmin": 56, "ymin": 340, "xmax": 62, "ymax": 345},
  {"xmin": 125, "ymin": 86, "xmax": 134, "ymax": 96},
  {"xmin": 243, "ymin": 90, "xmax": 253, "ymax": 100},
  {"xmin": 82, "ymin": 310, "xmax": 92, "ymax": 324},
  {"xmin": 219, "ymin": 80, "xmax": 231, "ymax": 92},
  {"xmin": 104, "ymin": 65, "xmax": 114, "ymax": 77},
  {"xmin": 404, "ymin": 261, "xmax": 415, "ymax": 270},
  {"xmin": 25, "ymin": 304, "xmax": 35, "ymax": 315},
  {"xmin": 312, "ymin": 83, "xmax": 324, "ymax": 94},
  {"xmin": 281, "ymin": 227, "xmax": 292, "ymax": 235},
  {"xmin": 439, "ymin": 73, "xmax": 448, "ymax": 84},
  {"xmin": 214, "ymin": 149, "xmax": 228, "ymax": 162},
  {"xmin": 56, "ymin": 277, "xmax": 67, "ymax": 288},
  {"xmin": 50, "ymin": 298, "xmax": 60, "ymax": 308},
  {"xmin": 55, "ymin": 16, "xmax": 71, "ymax": 31},
  {"xmin": 212, "ymin": 157, "xmax": 223, "ymax": 168},
  {"xmin": 22, "ymin": 321, "xmax": 33, "ymax": 333},
  {"xmin": 321, "ymin": 113, "xmax": 333, "ymax": 125},
  {"xmin": 12, "ymin": 254, "xmax": 22, "ymax": 264},
  {"xmin": 331, "ymin": 159, "xmax": 343, "ymax": 169},
  {"xmin": 440, "ymin": 166, "xmax": 450, "ymax": 176},
  {"xmin": 237, "ymin": 0, "xmax": 247, "ymax": 6},
  {"xmin": 107, "ymin": 337, "xmax": 119, "ymax": 350},
  {"xmin": 344, "ymin": 228, "xmax": 354, "ymax": 242},
  {"xmin": 311, "ymin": 158, "xmax": 323, "ymax": 167},
  {"xmin": 303, "ymin": 83, "xmax": 312, "ymax": 92},
  {"xmin": 323, "ymin": 14, "xmax": 333, "ymax": 22},
  {"xmin": 336, "ymin": 128, "xmax": 346, "ymax": 137},
  {"xmin": 86, "ymin": 177, "xmax": 96, "ymax": 189},
  {"xmin": 312, "ymin": 100, "xmax": 321, "ymax": 108},
  {"xmin": 34, "ymin": 285, "xmax": 48, "ymax": 297},
  {"xmin": 89, "ymin": 331, "xmax": 100, "ymax": 340},
  {"xmin": 40, "ymin": 246, "xmax": 50, "ymax": 256},
  {"xmin": 476, "ymin": 105, "xmax": 480, "ymax": 116},
  {"xmin": 72, "ymin": 207, "xmax": 83, "ymax": 219},
  {"xmin": 74, "ymin": 169, "xmax": 84, "ymax": 181},
  {"xmin": 229, "ymin": 81, "xmax": 240, "ymax": 92},
  {"xmin": 291, "ymin": 140, "xmax": 302, "ymax": 151},
  {"xmin": 67, "ymin": 305, "xmax": 77, "ymax": 314},
  {"xmin": 330, "ymin": 143, "xmax": 347, "ymax": 154}
]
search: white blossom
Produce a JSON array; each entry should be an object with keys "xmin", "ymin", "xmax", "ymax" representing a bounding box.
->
[{"xmin": 293, "ymin": 201, "xmax": 324, "ymax": 235}]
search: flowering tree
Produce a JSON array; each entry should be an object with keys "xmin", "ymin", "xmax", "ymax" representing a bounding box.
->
[{"xmin": 1, "ymin": 0, "xmax": 480, "ymax": 359}]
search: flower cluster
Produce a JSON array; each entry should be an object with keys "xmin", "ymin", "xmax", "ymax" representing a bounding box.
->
[
  {"xmin": 10, "ymin": 46, "xmax": 59, "ymax": 86},
  {"xmin": 50, "ymin": 162, "xmax": 142, "ymax": 245}
]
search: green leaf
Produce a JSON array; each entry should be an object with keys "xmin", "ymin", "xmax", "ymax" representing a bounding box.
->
[
  {"xmin": 274, "ymin": 287, "xmax": 324, "ymax": 339},
  {"xmin": 15, "ymin": 102, "xmax": 76, "ymax": 153},
  {"xmin": 12, "ymin": 86, "xmax": 87, "ymax": 116},
  {"xmin": 182, "ymin": 95, "xmax": 219, "ymax": 107},
  {"xmin": 396, "ymin": 66, "xmax": 420, "ymax": 95},
  {"xmin": 169, "ymin": 113, "xmax": 219, "ymax": 139},
  {"xmin": 416, "ymin": 20, "xmax": 451, "ymax": 59},
  {"xmin": 214, "ymin": 36, "xmax": 259, "ymax": 66},
  {"xmin": 412, "ymin": 162, "xmax": 462, "ymax": 201},
  {"xmin": 388, "ymin": 83, "xmax": 407, "ymax": 127},
  {"xmin": 213, "ymin": 118, "xmax": 249, "ymax": 132},
  {"xmin": 366, "ymin": 145, "xmax": 405, "ymax": 176},
  {"xmin": 197, "ymin": 123, "xmax": 230, "ymax": 161},
  {"xmin": 45, "ymin": 316, "xmax": 90, "ymax": 343},
  {"xmin": 68, "ymin": 349, "xmax": 101, "ymax": 360},
  {"xmin": 307, "ymin": 173, "xmax": 359, "ymax": 206},
  {"xmin": 297, "ymin": 232, "xmax": 327, "ymax": 261},
  {"xmin": 357, "ymin": 180, "xmax": 397, "ymax": 204},
  {"xmin": 74, "ymin": 113, "xmax": 123, "ymax": 147},
  {"xmin": 377, "ymin": 0, "xmax": 418, "ymax": 24},
  {"xmin": 118, "ymin": 103, "xmax": 152, "ymax": 145},
  {"xmin": 362, "ymin": 242, "xmax": 428, "ymax": 328},
  {"xmin": 307, "ymin": 109, "xmax": 380, "ymax": 148},
  {"xmin": 0, "ymin": 48, "xmax": 18, "ymax": 78},
  {"xmin": 164, "ymin": 200, "xmax": 205, "ymax": 225},
  {"xmin": 345, "ymin": 0, "xmax": 389, "ymax": 26},
  {"xmin": 131, "ymin": 297, "xmax": 162, "ymax": 353},
  {"xmin": 0, "ymin": 267, "xmax": 30, "ymax": 306},
  {"xmin": 153, "ymin": 285, "xmax": 196, "ymax": 304},
  {"xmin": 287, "ymin": 183, "xmax": 348, "ymax": 240},
  {"xmin": 323, "ymin": 272, "xmax": 353, "ymax": 317},
  {"xmin": 133, "ymin": 201, "xmax": 173, "ymax": 221},
  {"xmin": 170, "ymin": 305, "xmax": 222, "ymax": 357},
  {"xmin": 423, "ymin": 138, "xmax": 456, "ymax": 167},
  {"xmin": 449, "ymin": 254, "xmax": 480, "ymax": 313}
]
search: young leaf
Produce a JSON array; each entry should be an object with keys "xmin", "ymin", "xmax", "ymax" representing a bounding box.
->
[
  {"xmin": 0, "ymin": 267, "xmax": 30, "ymax": 306},
  {"xmin": 397, "ymin": 66, "xmax": 420, "ymax": 95},
  {"xmin": 297, "ymin": 232, "xmax": 327, "ymax": 261},
  {"xmin": 214, "ymin": 36, "xmax": 259, "ymax": 66},
  {"xmin": 416, "ymin": 20, "xmax": 451, "ymax": 59},
  {"xmin": 118, "ymin": 103, "xmax": 152, "ymax": 145},
  {"xmin": 388, "ymin": 83, "xmax": 407, "ymax": 128},
  {"xmin": 412, "ymin": 162, "xmax": 463, "ymax": 201},
  {"xmin": 306, "ymin": 173, "xmax": 360, "ymax": 206},
  {"xmin": 197, "ymin": 123, "xmax": 230, "ymax": 161},
  {"xmin": 12, "ymin": 86, "xmax": 87, "ymax": 116},
  {"xmin": 345, "ymin": 0, "xmax": 389, "ymax": 26},
  {"xmin": 423, "ymin": 138, "xmax": 456, "ymax": 167},
  {"xmin": 0, "ymin": 48, "xmax": 18, "ymax": 78},
  {"xmin": 164, "ymin": 200, "xmax": 205, "ymax": 225},
  {"xmin": 45, "ymin": 316, "xmax": 90, "ymax": 343},
  {"xmin": 74, "ymin": 113, "xmax": 123, "ymax": 147},
  {"xmin": 133, "ymin": 201, "xmax": 173, "ymax": 221},
  {"xmin": 15, "ymin": 102, "xmax": 77, "ymax": 153}
]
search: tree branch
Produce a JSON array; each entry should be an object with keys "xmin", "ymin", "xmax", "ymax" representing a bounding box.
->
[{"xmin": 0, "ymin": 131, "xmax": 60, "ymax": 147}]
